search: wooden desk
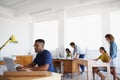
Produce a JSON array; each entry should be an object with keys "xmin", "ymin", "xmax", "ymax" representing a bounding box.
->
[
  {"xmin": 16, "ymin": 55, "xmax": 33, "ymax": 66},
  {"xmin": 53, "ymin": 59, "xmax": 79, "ymax": 78},
  {"xmin": 78, "ymin": 59, "xmax": 110, "ymax": 80},
  {"xmin": 5, "ymin": 73, "xmax": 62, "ymax": 80}
]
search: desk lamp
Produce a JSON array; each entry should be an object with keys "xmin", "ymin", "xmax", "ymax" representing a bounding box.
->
[{"xmin": 0, "ymin": 35, "xmax": 18, "ymax": 60}]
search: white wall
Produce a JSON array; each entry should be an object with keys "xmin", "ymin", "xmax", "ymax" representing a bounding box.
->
[
  {"xmin": 32, "ymin": 3, "xmax": 120, "ymax": 70},
  {"xmin": 0, "ymin": 5, "xmax": 33, "ymax": 58},
  {"xmin": 0, "ymin": 5, "xmax": 15, "ymax": 17}
]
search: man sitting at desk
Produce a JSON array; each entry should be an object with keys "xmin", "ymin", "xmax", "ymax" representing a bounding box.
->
[{"xmin": 16, "ymin": 39, "xmax": 54, "ymax": 72}]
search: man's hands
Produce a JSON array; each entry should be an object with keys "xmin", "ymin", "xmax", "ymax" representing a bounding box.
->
[
  {"xmin": 16, "ymin": 65, "xmax": 24, "ymax": 71},
  {"xmin": 16, "ymin": 64, "xmax": 49, "ymax": 71},
  {"xmin": 16, "ymin": 65, "xmax": 32, "ymax": 72}
]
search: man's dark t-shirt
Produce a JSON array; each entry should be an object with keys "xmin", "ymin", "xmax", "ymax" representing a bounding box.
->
[{"xmin": 33, "ymin": 50, "xmax": 54, "ymax": 72}]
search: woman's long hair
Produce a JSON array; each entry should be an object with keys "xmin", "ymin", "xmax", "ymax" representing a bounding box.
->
[
  {"xmin": 105, "ymin": 34, "xmax": 114, "ymax": 42},
  {"xmin": 100, "ymin": 47, "xmax": 107, "ymax": 53}
]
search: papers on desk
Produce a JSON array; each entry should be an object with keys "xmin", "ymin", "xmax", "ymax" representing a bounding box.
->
[
  {"xmin": 53, "ymin": 57, "xmax": 73, "ymax": 60},
  {"xmin": 0, "ymin": 69, "xmax": 3, "ymax": 75},
  {"xmin": 0, "ymin": 65, "xmax": 7, "ymax": 75}
]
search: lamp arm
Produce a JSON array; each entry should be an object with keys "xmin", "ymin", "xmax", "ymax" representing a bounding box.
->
[{"xmin": 0, "ymin": 38, "xmax": 10, "ymax": 50}]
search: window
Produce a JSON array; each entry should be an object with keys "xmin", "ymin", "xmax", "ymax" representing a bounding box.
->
[
  {"xmin": 110, "ymin": 11, "xmax": 120, "ymax": 49},
  {"xmin": 66, "ymin": 15, "xmax": 102, "ymax": 50},
  {"xmin": 33, "ymin": 20, "xmax": 58, "ymax": 51}
]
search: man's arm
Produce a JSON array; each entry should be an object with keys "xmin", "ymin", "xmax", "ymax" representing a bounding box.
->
[
  {"xmin": 75, "ymin": 46, "xmax": 81, "ymax": 59},
  {"xmin": 16, "ymin": 62, "xmax": 36, "ymax": 71},
  {"xmin": 25, "ymin": 62, "xmax": 36, "ymax": 68},
  {"xmin": 75, "ymin": 53, "xmax": 79, "ymax": 59},
  {"xmin": 31, "ymin": 64, "xmax": 49, "ymax": 71},
  {"xmin": 25, "ymin": 51, "xmax": 52, "ymax": 71}
]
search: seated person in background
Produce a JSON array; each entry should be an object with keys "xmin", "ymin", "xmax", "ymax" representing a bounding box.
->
[
  {"xmin": 93, "ymin": 47, "xmax": 110, "ymax": 80},
  {"xmin": 65, "ymin": 48, "xmax": 72, "ymax": 59},
  {"xmin": 16, "ymin": 39, "xmax": 54, "ymax": 72}
]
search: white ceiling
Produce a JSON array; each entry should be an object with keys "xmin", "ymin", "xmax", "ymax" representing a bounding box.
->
[
  {"xmin": 0, "ymin": 0, "xmax": 120, "ymax": 15},
  {"xmin": 0, "ymin": 0, "xmax": 82, "ymax": 14}
]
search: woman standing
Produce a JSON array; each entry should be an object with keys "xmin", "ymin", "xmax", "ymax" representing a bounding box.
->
[{"xmin": 105, "ymin": 34, "xmax": 119, "ymax": 80}]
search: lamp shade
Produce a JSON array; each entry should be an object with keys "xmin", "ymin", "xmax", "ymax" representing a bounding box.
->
[{"xmin": 9, "ymin": 35, "xmax": 18, "ymax": 43}]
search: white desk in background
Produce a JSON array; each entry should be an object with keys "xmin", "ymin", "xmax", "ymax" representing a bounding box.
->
[{"xmin": 78, "ymin": 59, "xmax": 110, "ymax": 80}]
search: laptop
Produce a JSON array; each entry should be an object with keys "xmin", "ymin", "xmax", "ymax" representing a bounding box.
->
[{"xmin": 3, "ymin": 57, "xmax": 17, "ymax": 72}]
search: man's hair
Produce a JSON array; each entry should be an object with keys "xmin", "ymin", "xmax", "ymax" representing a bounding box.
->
[
  {"xmin": 70, "ymin": 42, "xmax": 75, "ymax": 46},
  {"xmin": 105, "ymin": 34, "xmax": 114, "ymax": 41},
  {"xmin": 35, "ymin": 39, "xmax": 45, "ymax": 44}
]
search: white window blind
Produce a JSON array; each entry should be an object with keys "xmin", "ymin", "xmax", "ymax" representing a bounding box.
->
[
  {"xmin": 33, "ymin": 20, "xmax": 58, "ymax": 51},
  {"xmin": 66, "ymin": 14, "xmax": 102, "ymax": 50}
]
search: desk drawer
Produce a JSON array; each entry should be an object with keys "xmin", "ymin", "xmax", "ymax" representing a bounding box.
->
[{"xmin": 64, "ymin": 61, "xmax": 72, "ymax": 72}]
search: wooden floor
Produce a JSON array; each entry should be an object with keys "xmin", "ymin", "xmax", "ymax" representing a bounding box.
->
[{"xmin": 61, "ymin": 72, "xmax": 120, "ymax": 80}]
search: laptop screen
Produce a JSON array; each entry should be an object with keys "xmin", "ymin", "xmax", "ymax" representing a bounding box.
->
[{"xmin": 3, "ymin": 57, "xmax": 17, "ymax": 71}]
